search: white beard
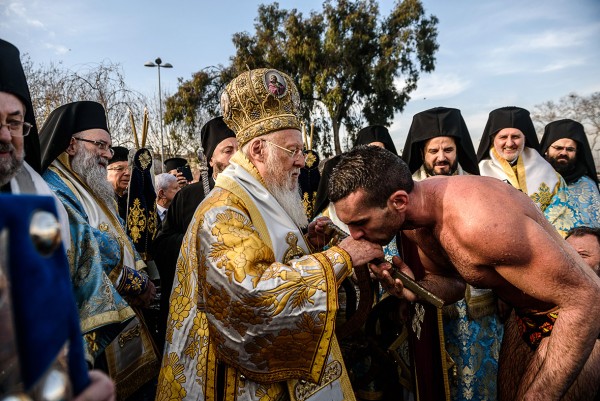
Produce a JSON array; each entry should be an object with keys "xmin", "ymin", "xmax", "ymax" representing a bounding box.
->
[
  {"xmin": 268, "ymin": 184, "xmax": 309, "ymax": 228},
  {"xmin": 71, "ymin": 145, "xmax": 117, "ymax": 214},
  {"xmin": 264, "ymin": 147, "xmax": 309, "ymax": 228}
]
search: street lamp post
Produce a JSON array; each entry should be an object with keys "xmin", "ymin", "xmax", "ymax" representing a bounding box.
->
[{"xmin": 144, "ymin": 57, "xmax": 173, "ymax": 172}]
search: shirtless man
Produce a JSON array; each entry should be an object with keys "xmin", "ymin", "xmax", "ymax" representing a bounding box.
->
[{"xmin": 328, "ymin": 145, "xmax": 600, "ymax": 401}]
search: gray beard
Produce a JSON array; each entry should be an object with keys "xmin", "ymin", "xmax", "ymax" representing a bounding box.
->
[
  {"xmin": 71, "ymin": 146, "xmax": 116, "ymax": 214},
  {"xmin": 0, "ymin": 143, "xmax": 24, "ymax": 187}
]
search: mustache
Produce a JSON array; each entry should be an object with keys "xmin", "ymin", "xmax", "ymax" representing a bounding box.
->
[{"xmin": 0, "ymin": 143, "xmax": 14, "ymax": 152}]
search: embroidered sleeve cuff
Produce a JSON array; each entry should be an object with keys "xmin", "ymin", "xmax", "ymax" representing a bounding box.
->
[
  {"xmin": 322, "ymin": 246, "xmax": 353, "ymax": 285},
  {"xmin": 115, "ymin": 266, "xmax": 149, "ymax": 295}
]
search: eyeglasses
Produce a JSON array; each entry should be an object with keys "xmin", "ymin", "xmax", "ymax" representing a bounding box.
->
[
  {"xmin": 0, "ymin": 121, "xmax": 32, "ymax": 137},
  {"xmin": 261, "ymin": 139, "xmax": 306, "ymax": 159},
  {"xmin": 550, "ymin": 145, "xmax": 576, "ymax": 153},
  {"xmin": 73, "ymin": 137, "xmax": 115, "ymax": 156}
]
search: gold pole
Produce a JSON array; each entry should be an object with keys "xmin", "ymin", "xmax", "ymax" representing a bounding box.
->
[
  {"xmin": 302, "ymin": 123, "xmax": 308, "ymax": 148},
  {"xmin": 141, "ymin": 108, "xmax": 149, "ymax": 148},
  {"xmin": 129, "ymin": 108, "xmax": 140, "ymax": 149},
  {"xmin": 309, "ymin": 123, "xmax": 315, "ymax": 151}
]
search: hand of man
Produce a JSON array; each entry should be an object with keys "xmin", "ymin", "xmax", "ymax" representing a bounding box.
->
[
  {"xmin": 73, "ymin": 370, "xmax": 115, "ymax": 401},
  {"xmin": 172, "ymin": 171, "xmax": 189, "ymax": 188},
  {"xmin": 369, "ymin": 256, "xmax": 418, "ymax": 302},
  {"xmin": 307, "ymin": 216, "xmax": 334, "ymax": 249},
  {"xmin": 137, "ymin": 280, "xmax": 157, "ymax": 308},
  {"xmin": 337, "ymin": 236, "xmax": 384, "ymax": 266}
]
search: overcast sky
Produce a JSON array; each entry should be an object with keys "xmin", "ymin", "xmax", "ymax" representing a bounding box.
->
[{"xmin": 2, "ymin": 0, "xmax": 599, "ymax": 151}]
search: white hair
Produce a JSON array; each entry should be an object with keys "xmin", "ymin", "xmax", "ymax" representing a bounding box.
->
[{"xmin": 155, "ymin": 172, "xmax": 177, "ymax": 195}]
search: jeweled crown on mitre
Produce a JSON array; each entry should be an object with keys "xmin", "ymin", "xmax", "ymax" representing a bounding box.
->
[{"xmin": 220, "ymin": 68, "xmax": 302, "ymax": 147}]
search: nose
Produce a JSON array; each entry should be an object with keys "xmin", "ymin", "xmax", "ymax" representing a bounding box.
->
[
  {"xmin": 0, "ymin": 124, "xmax": 11, "ymax": 143},
  {"xmin": 102, "ymin": 148, "xmax": 113, "ymax": 159},
  {"xmin": 349, "ymin": 227, "xmax": 364, "ymax": 240},
  {"xmin": 294, "ymin": 155, "xmax": 305, "ymax": 168},
  {"xmin": 506, "ymin": 138, "xmax": 515, "ymax": 147}
]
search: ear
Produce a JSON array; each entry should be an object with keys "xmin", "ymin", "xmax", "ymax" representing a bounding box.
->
[
  {"xmin": 389, "ymin": 190, "xmax": 409, "ymax": 212},
  {"xmin": 209, "ymin": 157, "xmax": 215, "ymax": 167},
  {"xmin": 65, "ymin": 137, "xmax": 78, "ymax": 156},
  {"xmin": 248, "ymin": 139, "xmax": 266, "ymax": 163},
  {"xmin": 157, "ymin": 189, "xmax": 165, "ymax": 199}
]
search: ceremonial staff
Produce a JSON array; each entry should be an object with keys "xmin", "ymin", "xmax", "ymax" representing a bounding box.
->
[
  {"xmin": 324, "ymin": 222, "xmax": 444, "ymax": 308},
  {"xmin": 197, "ymin": 143, "xmax": 211, "ymax": 196}
]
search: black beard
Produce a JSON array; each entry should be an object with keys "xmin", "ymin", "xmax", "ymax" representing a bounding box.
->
[
  {"xmin": 546, "ymin": 156, "xmax": 576, "ymax": 176},
  {"xmin": 424, "ymin": 160, "xmax": 458, "ymax": 177}
]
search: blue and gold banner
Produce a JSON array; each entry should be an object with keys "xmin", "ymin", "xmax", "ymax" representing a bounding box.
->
[{"xmin": 126, "ymin": 148, "xmax": 158, "ymax": 260}]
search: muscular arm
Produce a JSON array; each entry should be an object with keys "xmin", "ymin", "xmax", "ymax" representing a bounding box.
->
[{"xmin": 479, "ymin": 216, "xmax": 600, "ymax": 399}]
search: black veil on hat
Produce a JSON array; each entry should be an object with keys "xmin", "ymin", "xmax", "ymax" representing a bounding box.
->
[
  {"xmin": 109, "ymin": 146, "xmax": 129, "ymax": 165},
  {"xmin": 401, "ymin": 107, "xmax": 479, "ymax": 175},
  {"xmin": 355, "ymin": 125, "xmax": 398, "ymax": 155},
  {"xmin": 476, "ymin": 106, "xmax": 540, "ymax": 162},
  {"xmin": 200, "ymin": 116, "xmax": 236, "ymax": 178},
  {"xmin": 39, "ymin": 101, "xmax": 110, "ymax": 172},
  {"xmin": 0, "ymin": 39, "xmax": 41, "ymax": 173},
  {"xmin": 540, "ymin": 119, "xmax": 598, "ymax": 184}
]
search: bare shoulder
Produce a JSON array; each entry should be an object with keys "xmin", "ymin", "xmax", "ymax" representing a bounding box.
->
[{"xmin": 438, "ymin": 176, "xmax": 538, "ymax": 256}]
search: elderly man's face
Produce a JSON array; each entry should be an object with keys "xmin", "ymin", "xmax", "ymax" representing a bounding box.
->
[
  {"xmin": 69, "ymin": 128, "xmax": 113, "ymax": 167},
  {"xmin": 493, "ymin": 128, "xmax": 525, "ymax": 162},
  {"xmin": 210, "ymin": 137, "xmax": 238, "ymax": 177},
  {"xmin": 567, "ymin": 234, "xmax": 600, "ymax": 276},
  {"xmin": 68, "ymin": 128, "xmax": 116, "ymax": 203},
  {"xmin": 162, "ymin": 179, "xmax": 180, "ymax": 203},
  {"xmin": 423, "ymin": 136, "xmax": 458, "ymax": 176},
  {"xmin": 106, "ymin": 161, "xmax": 131, "ymax": 195},
  {"xmin": 0, "ymin": 92, "xmax": 26, "ymax": 185},
  {"xmin": 545, "ymin": 138, "xmax": 578, "ymax": 175},
  {"xmin": 263, "ymin": 129, "xmax": 305, "ymax": 191},
  {"xmin": 259, "ymin": 129, "xmax": 308, "ymax": 227}
]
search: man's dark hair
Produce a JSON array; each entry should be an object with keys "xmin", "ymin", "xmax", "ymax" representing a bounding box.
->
[
  {"xmin": 566, "ymin": 226, "xmax": 600, "ymax": 245},
  {"xmin": 328, "ymin": 145, "xmax": 414, "ymax": 208}
]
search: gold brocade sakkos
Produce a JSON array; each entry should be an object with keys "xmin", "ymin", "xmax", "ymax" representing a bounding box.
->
[{"xmin": 156, "ymin": 152, "xmax": 356, "ymax": 401}]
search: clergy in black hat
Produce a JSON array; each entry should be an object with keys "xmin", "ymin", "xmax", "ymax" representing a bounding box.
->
[
  {"xmin": 355, "ymin": 125, "xmax": 398, "ymax": 155},
  {"xmin": 402, "ymin": 107, "xmax": 479, "ymax": 178},
  {"xmin": 0, "ymin": 38, "xmax": 41, "ymax": 176},
  {"xmin": 152, "ymin": 116, "xmax": 237, "ymax": 352},
  {"xmin": 200, "ymin": 116, "xmax": 237, "ymax": 179},
  {"xmin": 39, "ymin": 100, "xmax": 159, "ymax": 387},
  {"xmin": 476, "ymin": 106, "xmax": 582, "ymax": 237},
  {"xmin": 107, "ymin": 146, "xmax": 131, "ymax": 220},
  {"xmin": 541, "ymin": 119, "xmax": 598, "ymax": 185},
  {"xmin": 541, "ymin": 119, "xmax": 600, "ymax": 227},
  {"xmin": 476, "ymin": 106, "xmax": 540, "ymax": 163},
  {"xmin": 39, "ymin": 101, "xmax": 111, "ymax": 172}
]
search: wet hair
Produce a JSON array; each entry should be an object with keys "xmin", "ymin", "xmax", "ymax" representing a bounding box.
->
[
  {"xmin": 328, "ymin": 145, "xmax": 414, "ymax": 208},
  {"xmin": 566, "ymin": 226, "xmax": 600, "ymax": 245}
]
